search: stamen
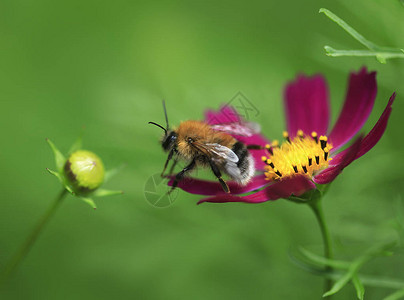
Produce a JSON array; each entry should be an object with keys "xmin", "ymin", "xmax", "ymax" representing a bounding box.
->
[
  {"xmin": 271, "ymin": 140, "xmax": 279, "ymax": 148},
  {"xmin": 302, "ymin": 165, "xmax": 308, "ymax": 173},
  {"xmin": 273, "ymin": 168, "xmax": 282, "ymax": 177},
  {"xmin": 267, "ymin": 159, "xmax": 275, "ymax": 168},
  {"xmin": 311, "ymin": 131, "xmax": 318, "ymax": 143},
  {"xmin": 324, "ymin": 147, "xmax": 329, "ymax": 161},
  {"xmin": 293, "ymin": 165, "xmax": 298, "ymax": 173},
  {"xmin": 265, "ymin": 144, "xmax": 273, "ymax": 155},
  {"xmin": 315, "ymin": 155, "xmax": 320, "ymax": 165},
  {"xmin": 262, "ymin": 156, "xmax": 275, "ymax": 168},
  {"xmin": 283, "ymin": 131, "xmax": 290, "ymax": 143},
  {"xmin": 320, "ymin": 136, "xmax": 327, "ymax": 150},
  {"xmin": 308, "ymin": 157, "xmax": 313, "ymax": 166},
  {"xmin": 297, "ymin": 130, "xmax": 304, "ymax": 139}
]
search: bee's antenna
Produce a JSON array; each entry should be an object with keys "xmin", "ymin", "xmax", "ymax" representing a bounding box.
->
[
  {"xmin": 162, "ymin": 100, "xmax": 169, "ymax": 130},
  {"xmin": 148, "ymin": 122, "xmax": 167, "ymax": 135}
]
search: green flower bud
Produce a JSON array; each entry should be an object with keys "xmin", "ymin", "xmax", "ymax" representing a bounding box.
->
[{"xmin": 64, "ymin": 150, "xmax": 105, "ymax": 194}]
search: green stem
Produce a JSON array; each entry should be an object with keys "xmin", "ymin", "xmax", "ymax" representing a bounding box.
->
[
  {"xmin": 309, "ymin": 198, "xmax": 334, "ymax": 298},
  {"xmin": 0, "ymin": 189, "xmax": 67, "ymax": 286}
]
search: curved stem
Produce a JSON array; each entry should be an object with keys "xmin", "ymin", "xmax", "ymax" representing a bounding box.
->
[
  {"xmin": 0, "ymin": 189, "xmax": 67, "ymax": 286},
  {"xmin": 309, "ymin": 198, "xmax": 334, "ymax": 298}
]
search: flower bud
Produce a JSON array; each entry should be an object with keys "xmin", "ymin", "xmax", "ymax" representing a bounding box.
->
[{"xmin": 64, "ymin": 150, "xmax": 105, "ymax": 194}]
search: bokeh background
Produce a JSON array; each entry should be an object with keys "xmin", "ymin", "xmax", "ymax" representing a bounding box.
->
[{"xmin": 1, "ymin": 0, "xmax": 403, "ymax": 299}]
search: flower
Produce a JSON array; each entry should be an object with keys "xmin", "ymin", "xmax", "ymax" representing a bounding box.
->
[
  {"xmin": 46, "ymin": 137, "xmax": 123, "ymax": 209},
  {"xmin": 171, "ymin": 67, "xmax": 396, "ymax": 204}
]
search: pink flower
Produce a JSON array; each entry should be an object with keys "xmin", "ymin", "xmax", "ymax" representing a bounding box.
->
[{"xmin": 171, "ymin": 68, "xmax": 396, "ymax": 204}]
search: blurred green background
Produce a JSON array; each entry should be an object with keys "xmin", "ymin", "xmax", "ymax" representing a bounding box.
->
[{"xmin": 1, "ymin": 0, "xmax": 403, "ymax": 299}]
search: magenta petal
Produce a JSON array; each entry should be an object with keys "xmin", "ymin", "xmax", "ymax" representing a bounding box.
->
[
  {"xmin": 330, "ymin": 92, "xmax": 396, "ymax": 166},
  {"xmin": 328, "ymin": 68, "xmax": 377, "ymax": 151},
  {"xmin": 284, "ymin": 74, "xmax": 330, "ymax": 138},
  {"xmin": 314, "ymin": 136, "xmax": 363, "ymax": 185},
  {"xmin": 205, "ymin": 105, "xmax": 240, "ymax": 125},
  {"xmin": 167, "ymin": 174, "xmax": 269, "ymax": 196},
  {"xmin": 198, "ymin": 175, "xmax": 316, "ymax": 204}
]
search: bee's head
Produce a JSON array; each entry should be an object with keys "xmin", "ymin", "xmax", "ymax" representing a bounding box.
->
[
  {"xmin": 149, "ymin": 100, "xmax": 176, "ymax": 152},
  {"xmin": 161, "ymin": 130, "xmax": 177, "ymax": 152}
]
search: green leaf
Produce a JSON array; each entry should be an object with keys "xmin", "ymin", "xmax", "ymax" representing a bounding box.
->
[
  {"xmin": 319, "ymin": 8, "xmax": 377, "ymax": 50},
  {"xmin": 376, "ymin": 55, "xmax": 387, "ymax": 64},
  {"xmin": 323, "ymin": 241, "xmax": 396, "ymax": 297},
  {"xmin": 80, "ymin": 197, "xmax": 97, "ymax": 209},
  {"xmin": 68, "ymin": 134, "xmax": 83, "ymax": 154},
  {"xmin": 46, "ymin": 138, "xmax": 66, "ymax": 172},
  {"xmin": 298, "ymin": 247, "xmax": 350, "ymax": 269},
  {"xmin": 93, "ymin": 188, "xmax": 123, "ymax": 197},
  {"xmin": 320, "ymin": 8, "xmax": 404, "ymax": 63},
  {"xmin": 352, "ymin": 275, "xmax": 365, "ymax": 300},
  {"xmin": 46, "ymin": 168, "xmax": 63, "ymax": 183},
  {"xmin": 383, "ymin": 288, "xmax": 404, "ymax": 300},
  {"xmin": 46, "ymin": 168, "xmax": 75, "ymax": 194},
  {"xmin": 323, "ymin": 269, "xmax": 353, "ymax": 297},
  {"xmin": 287, "ymin": 196, "xmax": 308, "ymax": 204},
  {"xmin": 104, "ymin": 164, "xmax": 125, "ymax": 183},
  {"xmin": 324, "ymin": 47, "xmax": 404, "ymax": 59}
]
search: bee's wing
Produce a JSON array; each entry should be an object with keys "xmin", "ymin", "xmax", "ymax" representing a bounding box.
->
[
  {"xmin": 210, "ymin": 122, "xmax": 261, "ymax": 137},
  {"xmin": 205, "ymin": 143, "xmax": 239, "ymax": 163}
]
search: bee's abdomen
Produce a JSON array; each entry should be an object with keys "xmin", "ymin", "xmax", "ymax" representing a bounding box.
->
[
  {"xmin": 230, "ymin": 141, "xmax": 255, "ymax": 185},
  {"xmin": 232, "ymin": 142, "xmax": 248, "ymax": 167}
]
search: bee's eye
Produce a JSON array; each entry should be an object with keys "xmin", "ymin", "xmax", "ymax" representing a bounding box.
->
[{"xmin": 162, "ymin": 132, "xmax": 177, "ymax": 151}]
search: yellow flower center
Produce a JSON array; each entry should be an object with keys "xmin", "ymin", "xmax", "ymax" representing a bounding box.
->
[{"xmin": 262, "ymin": 130, "xmax": 332, "ymax": 180}]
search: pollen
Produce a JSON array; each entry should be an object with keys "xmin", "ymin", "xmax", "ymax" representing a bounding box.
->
[{"xmin": 262, "ymin": 130, "xmax": 332, "ymax": 181}]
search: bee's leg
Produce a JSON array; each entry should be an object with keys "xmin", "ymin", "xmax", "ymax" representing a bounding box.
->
[
  {"xmin": 246, "ymin": 144, "xmax": 263, "ymax": 150},
  {"xmin": 169, "ymin": 159, "xmax": 196, "ymax": 194},
  {"xmin": 209, "ymin": 161, "xmax": 230, "ymax": 193},
  {"xmin": 161, "ymin": 149, "xmax": 175, "ymax": 177},
  {"xmin": 167, "ymin": 158, "xmax": 178, "ymax": 176}
]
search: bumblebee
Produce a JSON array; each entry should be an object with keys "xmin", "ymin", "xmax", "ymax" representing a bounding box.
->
[{"xmin": 149, "ymin": 102, "xmax": 256, "ymax": 194}]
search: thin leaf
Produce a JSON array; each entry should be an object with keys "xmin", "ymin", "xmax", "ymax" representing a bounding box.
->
[
  {"xmin": 352, "ymin": 274, "xmax": 365, "ymax": 300},
  {"xmin": 358, "ymin": 275, "xmax": 404, "ymax": 290},
  {"xmin": 46, "ymin": 168, "xmax": 63, "ymax": 183},
  {"xmin": 80, "ymin": 197, "xmax": 97, "ymax": 209},
  {"xmin": 68, "ymin": 134, "xmax": 83, "ymax": 154},
  {"xmin": 320, "ymin": 8, "xmax": 404, "ymax": 63},
  {"xmin": 46, "ymin": 138, "xmax": 66, "ymax": 171},
  {"xmin": 324, "ymin": 47, "xmax": 404, "ymax": 59},
  {"xmin": 289, "ymin": 252, "xmax": 329, "ymax": 276},
  {"xmin": 319, "ymin": 8, "xmax": 377, "ymax": 50},
  {"xmin": 324, "ymin": 241, "xmax": 396, "ymax": 297},
  {"xmin": 376, "ymin": 55, "xmax": 387, "ymax": 64},
  {"xmin": 64, "ymin": 185, "xmax": 75, "ymax": 195},
  {"xmin": 287, "ymin": 196, "xmax": 307, "ymax": 204},
  {"xmin": 46, "ymin": 169, "xmax": 75, "ymax": 194},
  {"xmin": 395, "ymin": 197, "xmax": 404, "ymax": 245},
  {"xmin": 104, "ymin": 164, "xmax": 125, "ymax": 183},
  {"xmin": 299, "ymin": 247, "xmax": 350, "ymax": 269},
  {"xmin": 383, "ymin": 288, "xmax": 404, "ymax": 300},
  {"xmin": 323, "ymin": 269, "xmax": 352, "ymax": 297},
  {"xmin": 93, "ymin": 188, "xmax": 123, "ymax": 197}
]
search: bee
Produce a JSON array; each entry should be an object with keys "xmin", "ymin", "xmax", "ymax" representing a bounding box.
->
[{"xmin": 149, "ymin": 101, "xmax": 256, "ymax": 194}]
